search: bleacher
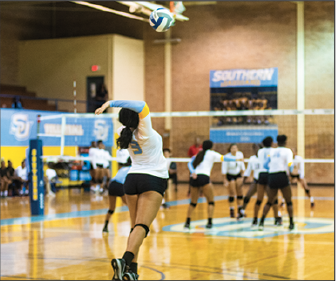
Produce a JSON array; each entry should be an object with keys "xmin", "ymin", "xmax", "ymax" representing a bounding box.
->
[{"xmin": 0, "ymin": 84, "xmax": 56, "ymax": 111}]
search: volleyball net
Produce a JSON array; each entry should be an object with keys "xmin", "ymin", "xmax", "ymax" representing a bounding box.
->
[{"xmin": 37, "ymin": 108, "xmax": 334, "ymax": 184}]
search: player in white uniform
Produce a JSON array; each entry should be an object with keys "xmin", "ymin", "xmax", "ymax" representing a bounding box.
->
[
  {"xmin": 185, "ymin": 140, "xmax": 241, "ymax": 229},
  {"xmin": 252, "ymin": 136, "xmax": 281, "ymax": 228},
  {"xmin": 239, "ymin": 143, "xmax": 261, "ymax": 217},
  {"xmin": 239, "ymin": 143, "xmax": 280, "ymax": 224},
  {"xmin": 221, "ymin": 144, "xmax": 245, "ymax": 219},
  {"xmin": 102, "ymin": 156, "xmax": 131, "ymax": 233},
  {"xmin": 258, "ymin": 135, "xmax": 295, "ymax": 231},
  {"xmin": 92, "ymin": 140, "xmax": 111, "ymax": 193},
  {"xmin": 288, "ymin": 148, "xmax": 314, "ymax": 208},
  {"xmin": 88, "ymin": 141, "xmax": 98, "ymax": 185},
  {"xmin": 95, "ymin": 99, "xmax": 168, "ymax": 281}
]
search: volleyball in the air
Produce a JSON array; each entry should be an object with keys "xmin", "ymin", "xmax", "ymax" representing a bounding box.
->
[{"xmin": 149, "ymin": 8, "xmax": 174, "ymax": 32}]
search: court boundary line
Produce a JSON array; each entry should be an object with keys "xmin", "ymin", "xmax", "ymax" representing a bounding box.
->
[{"xmin": 1, "ymin": 195, "xmax": 334, "ymax": 226}]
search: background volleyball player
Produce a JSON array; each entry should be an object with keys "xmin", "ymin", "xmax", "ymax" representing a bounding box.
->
[
  {"xmin": 95, "ymin": 100, "xmax": 168, "ymax": 281},
  {"xmin": 288, "ymin": 147, "xmax": 314, "ymax": 208},
  {"xmin": 102, "ymin": 156, "xmax": 131, "ymax": 233},
  {"xmin": 185, "ymin": 140, "xmax": 239, "ymax": 230},
  {"xmin": 92, "ymin": 140, "xmax": 111, "ymax": 193},
  {"xmin": 258, "ymin": 135, "xmax": 295, "ymax": 231},
  {"xmin": 88, "ymin": 141, "xmax": 97, "ymax": 192},
  {"xmin": 222, "ymin": 143, "xmax": 245, "ymax": 219},
  {"xmin": 239, "ymin": 143, "xmax": 261, "ymax": 218},
  {"xmin": 240, "ymin": 143, "xmax": 280, "ymax": 223},
  {"xmin": 253, "ymin": 137, "xmax": 282, "ymax": 228}
]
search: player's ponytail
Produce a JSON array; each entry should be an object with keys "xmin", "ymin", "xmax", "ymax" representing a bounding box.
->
[
  {"xmin": 117, "ymin": 108, "xmax": 139, "ymax": 149},
  {"xmin": 193, "ymin": 140, "xmax": 213, "ymax": 169}
]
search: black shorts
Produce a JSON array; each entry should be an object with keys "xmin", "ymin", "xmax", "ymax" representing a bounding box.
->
[
  {"xmin": 108, "ymin": 181, "xmax": 125, "ymax": 197},
  {"xmin": 268, "ymin": 172, "xmax": 290, "ymax": 189},
  {"xmin": 226, "ymin": 173, "xmax": 242, "ymax": 181},
  {"xmin": 189, "ymin": 175, "xmax": 210, "ymax": 187},
  {"xmin": 258, "ymin": 172, "xmax": 269, "ymax": 185},
  {"xmin": 90, "ymin": 163, "xmax": 94, "ymax": 170},
  {"xmin": 291, "ymin": 174, "xmax": 300, "ymax": 179},
  {"xmin": 123, "ymin": 173, "xmax": 168, "ymax": 196},
  {"xmin": 96, "ymin": 164, "xmax": 109, "ymax": 169}
]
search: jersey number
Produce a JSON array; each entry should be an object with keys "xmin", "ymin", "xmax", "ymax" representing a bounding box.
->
[{"xmin": 130, "ymin": 141, "xmax": 143, "ymax": 155}]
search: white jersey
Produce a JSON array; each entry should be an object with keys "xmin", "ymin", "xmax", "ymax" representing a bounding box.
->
[
  {"xmin": 221, "ymin": 151, "xmax": 244, "ymax": 175},
  {"xmin": 45, "ymin": 168, "xmax": 57, "ymax": 181},
  {"xmin": 291, "ymin": 155, "xmax": 304, "ymax": 178},
  {"xmin": 15, "ymin": 166, "xmax": 28, "ymax": 181},
  {"xmin": 191, "ymin": 150, "xmax": 223, "ymax": 177},
  {"xmin": 93, "ymin": 148, "xmax": 111, "ymax": 169},
  {"xmin": 117, "ymin": 110, "xmax": 168, "ymax": 179},
  {"xmin": 269, "ymin": 147, "xmax": 293, "ymax": 174},
  {"xmin": 88, "ymin": 147, "xmax": 98, "ymax": 164},
  {"xmin": 257, "ymin": 147, "xmax": 274, "ymax": 173},
  {"xmin": 243, "ymin": 155, "xmax": 260, "ymax": 180},
  {"xmin": 116, "ymin": 149, "xmax": 130, "ymax": 164}
]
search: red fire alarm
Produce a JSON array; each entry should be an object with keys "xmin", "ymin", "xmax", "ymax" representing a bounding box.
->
[{"xmin": 91, "ymin": 65, "xmax": 100, "ymax": 72}]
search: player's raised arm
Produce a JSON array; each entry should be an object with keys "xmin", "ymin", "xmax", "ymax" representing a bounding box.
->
[{"xmin": 96, "ymin": 100, "xmax": 153, "ymax": 139}]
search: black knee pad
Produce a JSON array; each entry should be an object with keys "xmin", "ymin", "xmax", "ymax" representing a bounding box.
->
[
  {"xmin": 134, "ymin": 224, "xmax": 150, "ymax": 237},
  {"xmin": 237, "ymin": 196, "xmax": 243, "ymax": 200},
  {"xmin": 305, "ymin": 189, "xmax": 310, "ymax": 195},
  {"xmin": 273, "ymin": 199, "xmax": 278, "ymax": 205},
  {"xmin": 190, "ymin": 202, "xmax": 197, "ymax": 207},
  {"xmin": 130, "ymin": 227, "xmax": 134, "ymax": 234},
  {"xmin": 266, "ymin": 201, "xmax": 273, "ymax": 207},
  {"xmin": 287, "ymin": 201, "xmax": 293, "ymax": 207},
  {"xmin": 208, "ymin": 201, "xmax": 215, "ymax": 206},
  {"xmin": 244, "ymin": 197, "xmax": 250, "ymax": 204},
  {"xmin": 256, "ymin": 200, "xmax": 262, "ymax": 206},
  {"xmin": 228, "ymin": 196, "xmax": 234, "ymax": 203},
  {"xmin": 108, "ymin": 209, "xmax": 114, "ymax": 215}
]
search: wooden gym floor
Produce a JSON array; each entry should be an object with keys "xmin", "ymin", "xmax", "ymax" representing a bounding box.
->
[{"xmin": 0, "ymin": 183, "xmax": 334, "ymax": 280}]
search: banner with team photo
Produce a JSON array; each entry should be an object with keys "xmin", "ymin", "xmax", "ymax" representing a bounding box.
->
[
  {"xmin": 210, "ymin": 67, "xmax": 278, "ymax": 130},
  {"xmin": 0, "ymin": 108, "xmax": 113, "ymax": 147}
]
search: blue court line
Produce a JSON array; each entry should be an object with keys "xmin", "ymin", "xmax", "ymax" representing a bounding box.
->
[{"xmin": 1, "ymin": 195, "xmax": 334, "ymax": 227}]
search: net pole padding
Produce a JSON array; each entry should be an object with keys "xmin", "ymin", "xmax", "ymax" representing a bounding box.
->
[
  {"xmin": 60, "ymin": 116, "xmax": 66, "ymax": 156},
  {"xmin": 111, "ymin": 133, "xmax": 119, "ymax": 178}
]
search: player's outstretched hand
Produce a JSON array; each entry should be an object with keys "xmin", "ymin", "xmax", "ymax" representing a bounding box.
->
[{"xmin": 95, "ymin": 102, "xmax": 109, "ymax": 115}]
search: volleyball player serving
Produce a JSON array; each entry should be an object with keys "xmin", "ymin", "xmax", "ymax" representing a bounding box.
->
[{"xmin": 95, "ymin": 100, "xmax": 168, "ymax": 281}]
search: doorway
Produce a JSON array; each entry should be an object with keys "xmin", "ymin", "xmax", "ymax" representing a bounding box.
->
[{"xmin": 86, "ymin": 76, "xmax": 105, "ymax": 113}]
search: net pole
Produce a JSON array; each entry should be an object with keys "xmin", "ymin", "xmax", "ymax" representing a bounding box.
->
[
  {"xmin": 37, "ymin": 114, "xmax": 41, "ymax": 139},
  {"xmin": 296, "ymin": 1, "xmax": 305, "ymax": 218},
  {"xmin": 73, "ymin": 80, "xmax": 78, "ymax": 157},
  {"xmin": 164, "ymin": 28, "xmax": 172, "ymax": 149},
  {"xmin": 60, "ymin": 115, "xmax": 66, "ymax": 156}
]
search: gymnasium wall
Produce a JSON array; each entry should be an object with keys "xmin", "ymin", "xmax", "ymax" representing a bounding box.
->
[
  {"xmin": 143, "ymin": 1, "xmax": 334, "ymax": 184},
  {"xmin": 18, "ymin": 34, "xmax": 144, "ymax": 113},
  {"xmin": 0, "ymin": 3, "xmax": 53, "ymax": 85},
  {"xmin": 0, "ymin": 2, "xmax": 333, "ymax": 184}
]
